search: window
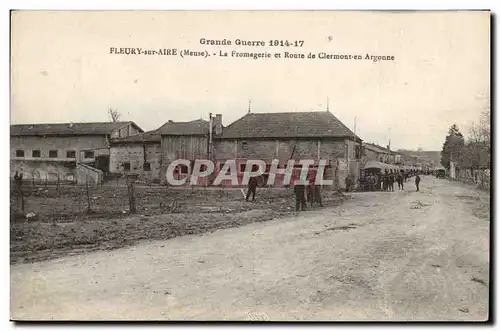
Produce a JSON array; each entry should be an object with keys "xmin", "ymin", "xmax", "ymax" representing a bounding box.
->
[
  {"xmin": 355, "ymin": 145, "xmax": 361, "ymax": 159},
  {"xmin": 15, "ymin": 150, "xmax": 24, "ymax": 157},
  {"xmin": 63, "ymin": 161, "xmax": 76, "ymax": 169},
  {"xmin": 49, "ymin": 150, "xmax": 58, "ymax": 158},
  {"xmin": 32, "ymin": 150, "xmax": 41, "ymax": 158},
  {"xmin": 84, "ymin": 151, "xmax": 94, "ymax": 159},
  {"xmin": 66, "ymin": 150, "xmax": 76, "ymax": 158},
  {"xmin": 143, "ymin": 162, "xmax": 151, "ymax": 171},
  {"xmin": 123, "ymin": 162, "xmax": 131, "ymax": 171},
  {"xmin": 241, "ymin": 141, "xmax": 248, "ymax": 150},
  {"xmin": 179, "ymin": 164, "xmax": 189, "ymax": 174}
]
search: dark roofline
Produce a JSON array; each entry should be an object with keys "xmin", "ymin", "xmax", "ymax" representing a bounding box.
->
[
  {"xmin": 114, "ymin": 121, "xmax": 144, "ymax": 134},
  {"xmin": 221, "ymin": 111, "xmax": 363, "ymax": 141},
  {"xmin": 158, "ymin": 119, "xmax": 210, "ymax": 136},
  {"xmin": 364, "ymin": 142, "xmax": 393, "ymax": 153},
  {"xmin": 10, "ymin": 121, "xmax": 144, "ymax": 137},
  {"xmin": 109, "ymin": 129, "xmax": 161, "ymax": 145}
]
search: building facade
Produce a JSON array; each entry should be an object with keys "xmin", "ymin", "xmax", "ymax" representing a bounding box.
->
[
  {"xmin": 105, "ymin": 111, "xmax": 363, "ymax": 188},
  {"xmin": 213, "ymin": 111, "xmax": 362, "ymax": 189},
  {"xmin": 10, "ymin": 121, "xmax": 143, "ymax": 183}
]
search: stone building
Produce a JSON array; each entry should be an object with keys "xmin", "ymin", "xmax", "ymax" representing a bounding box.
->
[
  {"xmin": 106, "ymin": 111, "xmax": 362, "ymax": 188},
  {"xmin": 108, "ymin": 129, "xmax": 162, "ymax": 182},
  {"xmin": 108, "ymin": 119, "xmax": 211, "ymax": 183},
  {"xmin": 362, "ymin": 143, "xmax": 400, "ymax": 165},
  {"xmin": 10, "ymin": 121, "xmax": 143, "ymax": 183},
  {"xmin": 214, "ymin": 111, "xmax": 362, "ymax": 189}
]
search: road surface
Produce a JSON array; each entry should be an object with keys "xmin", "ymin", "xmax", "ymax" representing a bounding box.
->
[{"xmin": 11, "ymin": 176, "xmax": 490, "ymax": 321}]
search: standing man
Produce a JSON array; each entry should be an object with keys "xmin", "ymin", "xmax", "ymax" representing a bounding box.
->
[
  {"xmin": 382, "ymin": 170, "xmax": 388, "ymax": 191},
  {"xmin": 415, "ymin": 174, "xmax": 421, "ymax": 192},
  {"xmin": 345, "ymin": 174, "xmax": 353, "ymax": 193},
  {"xmin": 370, "ymin": 174, "xmax": 377, "ymax": 191},
  {"xmin": 294, "ymin": 181, "xmax": 307, "ymax": 212},
  {"xmin": 246, "ymin": 175, "xmax": 258, "ymax": 202},
  {"xmin": 313, "ymin": 168, "xmax": 323, "ymax": 207},
  {"xmin": 388, "ymin": 171, "xmax": 395, "ymax": 192}
]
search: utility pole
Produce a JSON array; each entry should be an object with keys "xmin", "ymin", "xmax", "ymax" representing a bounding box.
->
[{"xmin": 208, "ymin": 113, "xmax": 213, "ymax": 160}]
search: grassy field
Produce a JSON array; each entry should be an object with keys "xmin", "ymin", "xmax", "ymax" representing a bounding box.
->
[{"xmin": 10, "ymin": 184, "xmax": 345, "ymax": 264}]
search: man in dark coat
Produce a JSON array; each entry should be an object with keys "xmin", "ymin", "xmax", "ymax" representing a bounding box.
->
[
  {"xmin": 345, "ymin": 174, "xmax": 353, "ymax": 193},
  {"xmin": 311, "ymin": 169, "xmax": 323, "ymax": 207},
  {"xmin": 382, "ymin": 171, "xmax": 388, "ymax": 191},
  {"xmin": 246, "ymin": 176, "xmax": 259, "ymax": 202},
  {"xmin": 415, "ymin": 174, "xmax": 421, "ymax": 192},
  {"xmin": 396, "ymin": 173, "xmax": 402, "ymax": 190},
  {"xmin": 294, "ymin": 182, "xmax": 307, "ymax": 212},
  {"xmin": 388, "ymin": 171, "xmax": 395, "ymax": 191}
]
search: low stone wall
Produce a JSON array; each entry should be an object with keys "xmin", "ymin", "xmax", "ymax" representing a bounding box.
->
[
  {"xmin": 10, "ymin": 159, "xmax": 77, "ymax": 183},
  {"xmin": 76, "ymin": 163, "xmax": 103, "ymax": 185}
]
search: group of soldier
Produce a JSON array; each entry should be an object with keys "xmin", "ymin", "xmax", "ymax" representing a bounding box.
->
[
  {"xmin": 365, "ymin": 170, "xmax": 406, "ymax": 191},
  {"xmin": 245, "ymin": 167, "xmax": 423, "ymax": 212},
  {"xmin": 365, "ymin": 169, "xmax": 422, "ymax": 192},
  {"xmin": 245, "ymin": 168, "xmax": 323, "ymax": 212}
]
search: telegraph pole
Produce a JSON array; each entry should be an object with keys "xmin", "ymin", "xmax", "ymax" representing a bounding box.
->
[{"xmin": 208, "ymin": 113, "xmax": 213, "ymax": 160}]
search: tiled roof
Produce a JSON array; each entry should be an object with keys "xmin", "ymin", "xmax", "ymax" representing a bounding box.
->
[
  {"xmin": 158, "ymin": 119, "xmax": 210, "ymax": 136},
  {"xmin": 221, "ymin": 111, "xmax": 360, "ymax": 140},
  {"xmin": 10, "ymin": 121, "xmax": 142, "ymax": 136},
  {"xmin": 364, "ymin": 143, "xmax": 390, "ymax": 153},
  {"xmin": 109, "ymin": 119, "xmax": 211, "ymax": 144},
  {"xmin": 109, "ymin": 129, "xmax": 161, "ymax": 144}
]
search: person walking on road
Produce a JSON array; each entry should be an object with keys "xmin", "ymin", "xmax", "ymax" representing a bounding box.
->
[{"xmin": 415, "ymin": 174, "xmax": 421, "ymax": 192}]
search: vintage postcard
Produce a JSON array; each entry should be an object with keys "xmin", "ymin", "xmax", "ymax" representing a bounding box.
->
[{"xmin": 10, "ymin": 10, "xmax": 490, "ymax": 321}]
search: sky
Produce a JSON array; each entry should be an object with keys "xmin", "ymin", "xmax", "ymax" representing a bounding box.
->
[{"xmin": 10, "ymin": 11, "xmax": 490, "ymax": 151}]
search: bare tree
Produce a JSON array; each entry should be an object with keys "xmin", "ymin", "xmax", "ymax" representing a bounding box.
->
[
  {"xmin": 108, "ymin": 108, "xmax": 121, "ymax": 122},
  {"xmin": 463, "ymin": 107, "xmax": 491, "ymax": 170}
]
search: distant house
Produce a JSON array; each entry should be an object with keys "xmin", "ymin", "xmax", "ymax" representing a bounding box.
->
[
  {"xmin": 107, "ymin": 111, "xmax": 363, "ymax": 188},
  {"xmin": 109, "ymin": 119, "xmax": 212, "ymax": 183},
  {"xmin": 362, "ymin": 143, "xmax": 398, "ymax": 165},
  {"xmin": 108, "ymin": 129, "xmax": 162, "ymax": 180},
  {"xmin": 10, "ymin": 121, "xmax": 143, "ymax": 182},
  {"xmin": 214, "ymin": 111, "xmax": 362, "ymax": 188}
]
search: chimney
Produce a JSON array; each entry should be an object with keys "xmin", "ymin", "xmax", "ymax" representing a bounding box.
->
[
  {"xmin": 214, "ymin": 114, "xmax": 222, "ymax": 135},
  {"xmin": 168, "ymin": 120, "xmax": 174, "ymax": 123}
]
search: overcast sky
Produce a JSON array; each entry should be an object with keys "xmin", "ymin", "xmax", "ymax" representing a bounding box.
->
[{"xmin": 11, "ymin": 11, "xmax": 489, "ymax": 150}]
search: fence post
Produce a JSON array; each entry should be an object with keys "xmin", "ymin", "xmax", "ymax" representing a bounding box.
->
[
  {"xmin": 85, "ymin": 176, "xmax": 92, "ymax": 213},
  {"xmin": 126, "ymin": 174, "xmax": 137, "ymax": 213}
]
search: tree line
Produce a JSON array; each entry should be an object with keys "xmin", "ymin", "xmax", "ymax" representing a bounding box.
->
[{"xmin": 440, "ymin": 108, "xmax": 490, "ymax": 170}]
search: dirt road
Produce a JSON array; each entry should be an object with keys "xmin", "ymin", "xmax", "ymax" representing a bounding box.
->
[{"xmin": 11, "ymin": 176, "xmax": 490, "ymax": 321}]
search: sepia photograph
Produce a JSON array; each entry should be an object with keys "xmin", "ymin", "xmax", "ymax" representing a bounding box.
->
[{"xmin": 9, "ymin": 10, "xmax": 491, "ymax": 321}]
